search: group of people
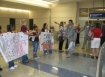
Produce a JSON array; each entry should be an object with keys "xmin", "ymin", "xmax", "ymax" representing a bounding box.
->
[
  {"xmin": 0, "ymin": 20, "xmax": 53, "ymax": 71},
  {"xmin": 0, "ymin": 19, "xmax": 105, "ymax": 73},
  {"xmin": 55, "ymin": 20, "xmax": 105, "ymax": 59}
]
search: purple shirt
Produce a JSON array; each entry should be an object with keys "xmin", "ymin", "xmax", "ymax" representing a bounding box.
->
[{"xmin": 21, "ymin": 25, "xmax": 28, "ymax": 33}]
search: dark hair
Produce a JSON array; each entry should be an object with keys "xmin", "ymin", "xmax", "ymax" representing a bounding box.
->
[
  {"xmin": 60, "ymin": 21, "xmax": 64, "ymax": 27},
  {"xmin": 10, "ymin": 24, "xmax": 14, "ymax": 28},
  {"xmin": 0, "ymin": 25, "xmax": 1, "ymax": 30},
  {"xmin": 69, "ymin": 20, "xmax": 73, "ymax": 23},
  {"xmin": 33, "ymin": 25, "xmax": 37, "ymax": 29},
  {"xmin": 43, "ymin": 23, "xmax": 47, "ymax": 29},
  {"xmin": 95, "ymin": 23, "xmax": 100, "ymax": 28},
  {"xmin": 7, "ymin": 24, "xmax": 15, "ymax": 32},
  {"xmin": 103, "ymin": 21, "xmax": 105, "ymax": 24}
]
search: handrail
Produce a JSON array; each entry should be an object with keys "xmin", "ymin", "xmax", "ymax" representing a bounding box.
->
[{"xmin": 96, "ymin": 43, "xmax": 105, "ymax": 77}]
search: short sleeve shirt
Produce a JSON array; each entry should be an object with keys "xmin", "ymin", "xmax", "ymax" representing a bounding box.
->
[
  {"xmin": 92, "ymin": 28, "xmax": 102, "ymax": 38},
  {"xmin": 21, "ymin": 25, "xmax": 28, "ymax": 33}
]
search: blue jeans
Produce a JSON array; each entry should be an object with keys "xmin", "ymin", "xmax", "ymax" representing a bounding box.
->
[
  {"xmin": 44, "ymin": 49, "xmax": 52, "ymax": 54},
  {"xmin": 8, "ymin": 60, "xmax": 14, "ymax": 68},
  {"xmin": 22, "ymin": 55, "xmax": 28, "ymax": 63},
  {"xmin": 32, "ymin": 41, "xmax": 39, "ymax": 54}
]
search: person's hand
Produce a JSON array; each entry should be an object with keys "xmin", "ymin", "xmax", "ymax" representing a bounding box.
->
[
  {"xmin": 54, "ymin": 21, "xmax": 57, "ymax": 24},
  {"xmin": 33, "ymin": 31, "xmax": 36, "ymax": 32},
  {"xmin": 31, "ymin": 31, "xmax": 36, "ymax": 33}
]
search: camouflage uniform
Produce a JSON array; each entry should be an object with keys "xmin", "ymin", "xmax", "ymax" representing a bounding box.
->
[
  {"xmin": 80, "ymin": 25, "xmax": 92, "ymax": 48},
  {"xmin": 65, "ymin": 25, "xmax": 77, "ymax": 47}
]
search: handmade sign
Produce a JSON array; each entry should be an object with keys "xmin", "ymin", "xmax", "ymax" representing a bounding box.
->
[
  {"xmin": 0, "ymin": 32, "xmax": 28, "ymax": 62},
  {"xmin": 40, "ymin": 32, "xmax": 54, "ymax": 51}
]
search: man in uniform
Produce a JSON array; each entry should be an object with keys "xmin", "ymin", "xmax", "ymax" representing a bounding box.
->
[
  {"xmin": 79, "ymin": 21, "xmax": 91, "ymax": 49},
  {"xmin": 65, "ymin": 20, "xmax": 77, "ymax": 57}
]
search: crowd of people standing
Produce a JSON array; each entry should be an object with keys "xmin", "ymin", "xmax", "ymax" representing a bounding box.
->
[
  {"xmin": 56, "ymin": 20, "xmax": 105, "ymax": 59},
  {"xmin": 0, "ymin": 20, "xmax": 105, "ymax": 72}
]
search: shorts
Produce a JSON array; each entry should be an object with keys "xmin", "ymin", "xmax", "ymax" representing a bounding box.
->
[{"xmin": 91, "ymin": 38, "xmax": 100, "ymax": 48}]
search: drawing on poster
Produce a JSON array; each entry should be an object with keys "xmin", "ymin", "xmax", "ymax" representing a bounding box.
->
[
  {"xmin": 0, "ymin": 32, "xmax": 28, "ymax": 62},
  {"xmin": 40, "ymin": 32, "xmax": 54, "ymax": 51}
]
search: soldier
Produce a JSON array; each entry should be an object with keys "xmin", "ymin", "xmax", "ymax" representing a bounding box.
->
[
  {"xmin": 65, "ymin": 20, "xmax": 77, "ymax": 58},
  {"xmin": 79, "ymin": 21, "xmax": 92, "ymax": 49}
]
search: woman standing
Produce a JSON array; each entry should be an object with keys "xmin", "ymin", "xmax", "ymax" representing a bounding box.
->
[
  {"xmin": 55, "ymin": 21, "xmax": 65, "ymax": 52},
  {"xmin": 21, "ymin": 20, "xmax": 35, "ymax": 63},
  {"xmin": 91, "ymin": 23, "xmax": 102, "ymax": 59},
  {"xmin": 41, "ymin": 23, "xmax": 52, "ymax": 54},
  {"xmin": 76, "ymin": 24, "xmax": 81, "ymax": 45},
  {"xmin": 32, "ymin": 25, "xmax": 40, "ymax": 59}
]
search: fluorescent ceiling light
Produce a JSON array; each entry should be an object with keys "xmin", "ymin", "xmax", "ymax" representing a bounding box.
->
[
  {"xmin": 0, "ymin": 7, "xmax": 30, "ymax": 12},
  {"xmin": 43, "ymin": 0, "xmax": 59, "ymax": 3},
  {"xmin": 3, "ymin": 0, "xmax": 54, "ymax": 8}
]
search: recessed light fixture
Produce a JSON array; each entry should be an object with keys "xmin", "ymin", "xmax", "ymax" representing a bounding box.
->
[
  {"xmin": 0, "ymin": 7, "xmax": 30, "ymax": 12},
  {"xmin": 83, "ymin": 76, "xmax": 87, "ymax": 77},
  {"xmin": 3, "ymin": 0, "xmax": 57, "ymax": 8}
]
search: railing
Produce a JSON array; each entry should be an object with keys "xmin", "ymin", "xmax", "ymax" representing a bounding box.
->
[{"xmin": 96, "ymin": 43, "xmax": 105, "ymax": 77}]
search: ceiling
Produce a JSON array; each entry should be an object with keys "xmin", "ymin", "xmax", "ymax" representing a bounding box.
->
[
  {"xmin": 0, "ymin": 0, "xmax": 102, "ymax": 10},
  {"xmin": 0, "ymin": 0, "xmax": 50, "ymax": 10},
  {"xmin": 44, "ymin": 0, "xmax": 101, "ymax": 3}
]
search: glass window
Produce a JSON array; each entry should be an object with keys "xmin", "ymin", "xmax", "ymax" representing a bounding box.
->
[
  {"xmin": 89, "ymin": 7, "xmax": 105, "ymax": 13},
  {"xmin": 79, "ymin": 8, "xmax": 88, "ymax": 17}
]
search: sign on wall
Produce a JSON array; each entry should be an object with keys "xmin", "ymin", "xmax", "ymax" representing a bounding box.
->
[
  {"xmin": 0, "ymin": 32, "xmax": 28, "ymax": 62},
  {"xmin": 40, "ymin": 32, "xmax": 54, "ymax": 51},
  {"xmin": 89, "ymin": 13, "xmax": 105, "ymax": 18}
]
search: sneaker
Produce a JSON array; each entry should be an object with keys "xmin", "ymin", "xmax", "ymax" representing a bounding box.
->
[
  {"xmin": 96, "ymin": 56, "xmax": 98, "ymax": 59},
  {"xmin": 34, "ymin": 57, "xmax": 40, "ymax": 60},
  {"xmin": 91, "ymin": 56, "xmax": 94, "ymax": 59},
  {"xmin": 14, "ymin": 65, "xmax": 18, "ymax": 68},
  {"xmin": 44, "ymin": 53, "xmax": 48, "ymax": 55},
  {"xmin": 9, "ymin": 67, "xmax": 15, "ymax": 70}
]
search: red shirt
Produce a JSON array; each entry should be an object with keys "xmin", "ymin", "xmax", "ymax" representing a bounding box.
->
[
  {"xmin": 77, "ymin": 27, "xmax": 81, "ymax": 31},
  {"xmin": 92, "ymin": 28, "xmax": 102, "ymax": 38},
  {"xmin": 21, "ymin": 25, "xmax": 28, "ymax": 33}
]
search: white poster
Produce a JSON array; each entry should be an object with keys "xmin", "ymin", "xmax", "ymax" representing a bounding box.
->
[
  {"xmin": 0, "ymin": 32, "xmax": 28, "ymax": 62},
  {"xmin": 40, "ymin": 32, "xmax": 54, "ymax": 51}
]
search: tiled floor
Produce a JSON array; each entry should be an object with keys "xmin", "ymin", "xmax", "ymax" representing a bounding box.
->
[{"xmin": 0, "ymin": 38, "xmax": 98, "ymax": 77}]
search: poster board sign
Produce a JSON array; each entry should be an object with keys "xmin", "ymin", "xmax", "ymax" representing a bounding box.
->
[
  {"xmin": 40, "ymin": 32, "xmax": 54, "ymax": 51},
  {"xmin": 0, "ymin": 32, "xmax": 28, "ymax": 62}
]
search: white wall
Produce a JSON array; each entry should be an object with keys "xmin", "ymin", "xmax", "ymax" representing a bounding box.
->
[
  {"xmin": 0, "ymin": 9, "xmax": 29, "ymax": 32},
  {"xmin": 29, "ymin": 9, "xmax": 50, "ymax": 29},
  {"xmin": 51, "ymin": 2, "xmax": 77, "ymax": 31}
]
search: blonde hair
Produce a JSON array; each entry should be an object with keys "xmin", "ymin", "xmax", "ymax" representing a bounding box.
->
[{"xmin": 21, "ymin": 19, "xmax": 26, "ymax": 24}]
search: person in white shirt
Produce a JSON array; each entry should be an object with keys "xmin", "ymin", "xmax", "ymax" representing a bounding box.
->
[{"xmin": 54, "ymin": 21, "xmax": 65, "ymax": 52}]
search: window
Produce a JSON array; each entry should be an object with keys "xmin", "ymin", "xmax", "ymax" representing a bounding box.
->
[
  {"xmin": 79, "ymin": 8, "xmax": 88, "ymax": 17},
  {"xmin": 89, "ymin": 7, "xmax": 105, "ymax": 13}
]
